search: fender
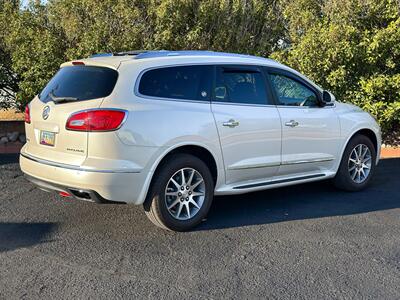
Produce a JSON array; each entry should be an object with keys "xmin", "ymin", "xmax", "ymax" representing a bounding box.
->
[
  {"xmin": 335, "ymin": 125, "xmax": 381, "ymax": 173},
  {"xmin": 135, "ymin": 140, "xmax": 225, "ymax": 205},
  {"xmin": 332, "ymin": 102, "xmax": 381, "ymax": 173}
]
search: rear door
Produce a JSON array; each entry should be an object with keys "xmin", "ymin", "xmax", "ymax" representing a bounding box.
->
[
  {"xmin": 24, "ymin": 65, "xmax": 118, "ymax": 165},
  {"xmin": 211, "ymin": 65, "xmax": 282, "ymax": 186},
  {"xmin": 265, "ymin": 68, "xmax": 341, "ymax": 177}
]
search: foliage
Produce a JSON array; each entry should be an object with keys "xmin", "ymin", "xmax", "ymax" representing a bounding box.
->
[
  {"xmin": 147, "ymin": 0, "xmax": 284, "ymax": 55},
  {"xmin": 272, "ymin": 0, "xmax": 400, "ymax": 138},
  {"xmin": 0, "ymin": 1, "xmax": 19, "ymax": 108},
  {"xmin": 0, "ymin": 0, "xmax": 399, "ymax": 139},
  {"xmin": 2, "ymin": 0, "xmax": 65, "ymax": 109}
]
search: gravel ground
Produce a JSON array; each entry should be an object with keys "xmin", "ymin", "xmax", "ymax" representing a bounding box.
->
[{"xmin": 0, "ymin": 154, "xmax": 399, "ymax": 299}]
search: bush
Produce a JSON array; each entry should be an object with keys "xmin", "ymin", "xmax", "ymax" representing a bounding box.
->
[
  {"xmin": 272, "ymin": 0, "xmax": 400, "ymax": 140},
  {"xmin": 0, "ymin": 0, "xmax": 398, "ymax": 141}
]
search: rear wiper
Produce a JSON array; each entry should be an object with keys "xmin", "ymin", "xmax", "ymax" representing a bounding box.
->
[{"xmin": 49, "ymin": 91, "xmax": 79, "ymax": 103}]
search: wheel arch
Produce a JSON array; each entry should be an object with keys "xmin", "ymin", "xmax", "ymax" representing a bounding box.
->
[
  {"xmin": 155, "ymin": 144, "xmax": 218, "ymax": 185},
  {"xmin": 142, "ymin": 144, "xmax": 220, "ymax": 206},
  {"xmin": 337, "ymin": 127, "xmax": 380, "ymax": 173},
  {"xmin": 347, "ymin": 128, "xmax": 378, "ymax": 154}
]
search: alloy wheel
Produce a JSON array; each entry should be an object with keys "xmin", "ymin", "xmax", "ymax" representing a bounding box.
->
[
  {"xmin": 164, "ymin": 168, "xmax": 206, "ymax": 220},
  {"xmin": 348, "ymin": 144, "xmax": 372, "ymax": 184}
]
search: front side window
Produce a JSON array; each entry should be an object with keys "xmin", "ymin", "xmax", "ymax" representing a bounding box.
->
[
  {"xmin": 214, "ymin": 66, "xmax": 268, "ymax": 105},
  {"xmin": 269, "ymin": 74, "xmax": 319, "ymax": 107},
  {"xmin": 138, "ymin": 65, "xmax": 212, "ymax": 101}
]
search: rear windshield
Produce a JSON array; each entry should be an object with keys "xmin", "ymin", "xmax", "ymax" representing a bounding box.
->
[{"xmin": 39, "ymin": 66, "xmax": 118, "ymax": 103}]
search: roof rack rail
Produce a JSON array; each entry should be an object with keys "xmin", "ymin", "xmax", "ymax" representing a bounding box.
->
[
  {"xmin": 88, "ymin": 50, "xmax": 275, "ymax": 62},
  {"xmin": 89, "ymin": 50, "xmax": 149, "ymax": 58},
  {"xmin": 133, "ymin": 50, "xmax": 271, "ymax": 61},
  {"xmin": 113, "ymin": 50, "xmax": 148, "ymax": 56}
]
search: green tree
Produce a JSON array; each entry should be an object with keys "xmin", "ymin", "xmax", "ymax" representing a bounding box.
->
[
  {"xmin": 148, "ymin": 0, "xmax": 284, "ymax": 56},
  {"xmin": 2, "ymin": 0, "xmax": 287, "ymax": 108},
  {"xmin": 272, "ymin": 0, "xmax": 400, "ymax": 138},
  {"xmin": 0, "ymin": 0, "xmax": 398, "ymax": 141},
  {"xmin": 0, "ymin": 0, "xmax": 19, "ymax": 109},
  {"xmin": 48, "ymin": 0, "xmax": 151, "ymax": 59},
  {"xmin": 4, "ymin": 0, "xmax": 65, "ymax": 109}
]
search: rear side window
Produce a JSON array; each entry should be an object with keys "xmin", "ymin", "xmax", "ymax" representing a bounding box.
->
[
  {"xmin": 214, "ymin": 66, "xmax": 268, "ymax": 105},
  {"xmin": 138, "ymin": 65, "xmax": 212, "ymax": 101},
  {"xmin": 39, "ymin": 66, "xmax": 118, "ymax": 103}
]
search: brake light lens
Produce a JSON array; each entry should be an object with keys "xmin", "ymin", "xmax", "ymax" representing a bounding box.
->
[
  {"xmin": 72, "ymin": 61, "xmax": 85, "ymax": 65},
  {"xmin": 24, "ymin": 105, "xmax": 31, "ymax": 124},
  {"xmin": 66, "ymin": 109, "xmax": 126, "ymax": 132}
]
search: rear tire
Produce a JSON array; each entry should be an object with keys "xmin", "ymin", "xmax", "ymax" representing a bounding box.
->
[
  {"xmin": 333, "ymin": 134, "xmax": 376, "ymax": 191},
  {"xmin": 143, "ymin": 154, "xmax": 214, "ymax": 231}
]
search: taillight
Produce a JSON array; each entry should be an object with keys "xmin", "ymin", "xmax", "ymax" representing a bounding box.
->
[
  {"xmin": 66, "ymin": 109, "xmax": 127, "ymax": 132},
  {"xmin": 24, "ymin": 105, "xmax": 31, "ymax": 124}
]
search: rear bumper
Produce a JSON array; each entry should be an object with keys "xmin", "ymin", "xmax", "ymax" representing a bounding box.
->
[
  {"xmin": 20, "ymin": 153, "xmax": 151, "ymax": 204},
  {"xmin": 24, "ymin": 174, "xmax": 116, "ymax": 203}
]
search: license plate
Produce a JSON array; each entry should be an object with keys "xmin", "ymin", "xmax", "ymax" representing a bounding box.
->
[{"xmin": 40, "ymin": 131, "xmax": 55, "ymax": 146}]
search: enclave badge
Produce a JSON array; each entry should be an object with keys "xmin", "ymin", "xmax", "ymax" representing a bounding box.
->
[{"xmin": 42, "ymin": 106, "xmax": 50, "ymax": 120}]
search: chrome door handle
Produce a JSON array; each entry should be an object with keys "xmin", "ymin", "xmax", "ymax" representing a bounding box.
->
[
  {"xmin": 223, "ymin": 119, "xmax": 240, "ymax": 128},
  {"xmin": 285, "ymin": 120, "xmax": 299, "ymax": 127}
]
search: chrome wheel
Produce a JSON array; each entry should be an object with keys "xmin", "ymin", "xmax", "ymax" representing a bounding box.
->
[
  {"xmin": 348, "ymin": 144, "xmax": 372, "ymax": 184},
  {"xmin": 165, "ymin": 168, "xmax": 205, "ymax": 221}
]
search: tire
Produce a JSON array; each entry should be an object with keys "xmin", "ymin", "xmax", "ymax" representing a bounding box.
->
[
  {"xmin": 333, "ymin": 134, "xmax": 376, "ymax": 191},
  {"xmin": 143, "ymin": 154, "xmax": 214, "ymax": 231}
]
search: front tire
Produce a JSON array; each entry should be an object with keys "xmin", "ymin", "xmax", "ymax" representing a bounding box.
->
[
  {"xmin": 143, "ymin": 154, "xmax": 214, "ymax": 231},
  {"xmin": 333, "ymin": 134, "xmax": 376, "ymax": 191}
]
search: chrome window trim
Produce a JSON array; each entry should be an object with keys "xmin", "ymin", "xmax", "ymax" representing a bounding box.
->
[
  {"xmin": 133, "ymin": 63, "xmax": 337, "ymax": 109},
  {"xmin": 275, "ymin": 104, "xmax": 336, "ymax": 109},
  {"xmin": 20, "ymin": 152, "xmax": 141, "ymax": 173},
  {"xmin": 212, "ymin": 101, "xmax": 276, "ymax": 108},
  {"xmin": 134, "ymin": 94, "xmax": 211, "ymax": 105},
  {"xmin": 134, "ymin": 63, "xmax": 275, "ymax": 107}
]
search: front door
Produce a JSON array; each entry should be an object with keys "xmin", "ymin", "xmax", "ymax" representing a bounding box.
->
[{"xmin": 266, "ymin": 69, "xmax": 341, "ymax": 177}]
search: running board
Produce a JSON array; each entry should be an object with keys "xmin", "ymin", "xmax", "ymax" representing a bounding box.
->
[{"xmin": 233, "ymin": 174, "xmax": 326, "ymax": 190}]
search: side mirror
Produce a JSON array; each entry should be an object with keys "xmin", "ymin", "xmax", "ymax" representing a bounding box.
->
[{"xmin": 321, "ymin": 90, "xmax": 335, "ymax": 105}]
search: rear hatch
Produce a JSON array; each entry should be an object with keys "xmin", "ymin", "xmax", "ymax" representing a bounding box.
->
[{"xmin": 24, "ymin": 64, "xmax": 119, "ymax": 166}]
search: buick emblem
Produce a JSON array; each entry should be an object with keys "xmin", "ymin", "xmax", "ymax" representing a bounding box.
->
[{"xmin": 42, "ymin": 106, "xmax": 50, "ymax": 120}]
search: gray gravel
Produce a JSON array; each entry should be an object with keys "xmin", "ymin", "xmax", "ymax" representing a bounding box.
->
[{"xmin": 1, "ymin": 154, "xmax": 399, "ymax": 299}]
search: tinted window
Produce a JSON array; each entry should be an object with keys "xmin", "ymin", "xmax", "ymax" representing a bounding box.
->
[
  {"xmin": 138, "ymin": 65, "xmax": 212, "ymax": 101},
  {"xmin": 269, "ymin": 74, "xmax": 319, "ymax": 107},
  {"xmin": 214, "ymin": 66, "xmax": 268, "ymax": 105},
  {"xmin": 40, "ymin": 66, "xmax": 118, "ymax": 103}
]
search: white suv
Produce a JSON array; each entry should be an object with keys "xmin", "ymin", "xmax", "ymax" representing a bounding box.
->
[{"xmin": 20, "ymin": 50, "xmax": 381, "ymax": 231}]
